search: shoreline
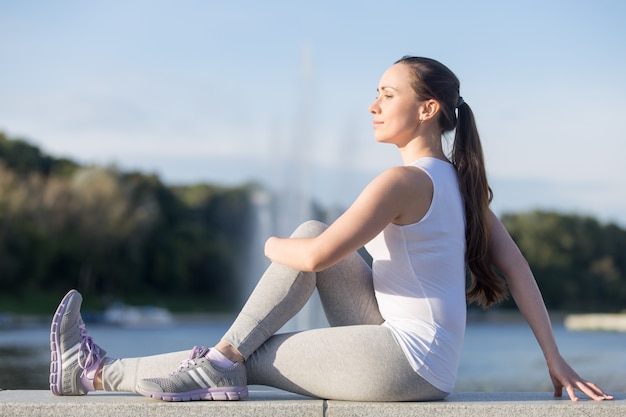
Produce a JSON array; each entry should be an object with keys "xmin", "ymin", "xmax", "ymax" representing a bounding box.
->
[{"xmin": 3, "ymin": 309, "xmax": 625, "ymax": 331}]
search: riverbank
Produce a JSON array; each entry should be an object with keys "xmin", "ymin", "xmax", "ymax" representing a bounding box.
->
[
  {"xmin": 8, "ymin": 303, "xmax": 626, "ymax": 331},
  {"xmin": 0, "ymin": 308, "xmax": 559, "ymax": 329}
]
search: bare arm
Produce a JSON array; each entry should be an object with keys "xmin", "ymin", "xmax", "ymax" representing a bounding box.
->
[
  {"xmin": 264, "ymin": 166, "xmax": 432, "ymax": 271},
  {"xmin": 488, "ymin": 210, "xmax": 613, "ymax": 401}
]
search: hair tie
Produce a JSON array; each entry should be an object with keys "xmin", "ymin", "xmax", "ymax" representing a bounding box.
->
[{"xmin": 456, "ymin": 96, "xmax": 465, "ymax": 108}]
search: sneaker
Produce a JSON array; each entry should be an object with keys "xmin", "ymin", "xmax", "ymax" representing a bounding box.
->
[
  {"xmin": 50, "ymin": 289, "xmax": 106, "ymax": 396},
  {"xmin": 136, "ymin": 346, "xmax": 248, "ymax": 401}
]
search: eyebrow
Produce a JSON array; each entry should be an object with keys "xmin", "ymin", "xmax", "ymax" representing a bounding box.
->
[{"xmin": 377, "ymin": 86, "xmax": 398, "ymax": 92}]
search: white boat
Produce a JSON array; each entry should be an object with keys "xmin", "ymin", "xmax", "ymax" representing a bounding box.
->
[
  {"xmin": 103, "ymin": 303, "xmax": 174, "ymax": 327},
  {"xmin": 564, "ymin": 313, "xmax": 626, "ymax": 332}
]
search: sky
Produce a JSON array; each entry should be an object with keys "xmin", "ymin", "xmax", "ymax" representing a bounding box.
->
[{"xmin": 1, "ymin": 0, "xmax": 625, "ymax": 226}]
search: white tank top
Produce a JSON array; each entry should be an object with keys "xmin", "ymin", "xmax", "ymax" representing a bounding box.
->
[{"xmin": 364, "ymin": 157, "xmax": 466, "ymax": 393}]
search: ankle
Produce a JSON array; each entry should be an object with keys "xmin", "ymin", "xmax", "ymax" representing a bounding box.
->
[
  {"xmin": 215, "ymin": 340, "xmax": 244, "ymax": 363},
  {"xmin": 93, "ymin": 363, "xmax": 104, "ymax": 390}
]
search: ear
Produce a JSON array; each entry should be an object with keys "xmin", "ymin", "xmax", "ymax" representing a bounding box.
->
[{"xmin": 418, "ymin": 99, "xmax": 440, "ymax": 123}]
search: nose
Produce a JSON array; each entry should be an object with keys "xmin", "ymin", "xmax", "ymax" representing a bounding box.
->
[{"xmin": 369, "ymin": 98, "xmax": 380, "ymax": 114}]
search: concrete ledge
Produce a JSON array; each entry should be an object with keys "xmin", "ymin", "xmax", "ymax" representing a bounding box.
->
[{"xmin": 0, "ymin": 389, "xmax": 623, "ymax": 417}]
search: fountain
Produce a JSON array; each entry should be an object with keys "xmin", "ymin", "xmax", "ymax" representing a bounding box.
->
[{"xmin": 242, "ymin": 44, "xmax": 328, "ymax": 331}]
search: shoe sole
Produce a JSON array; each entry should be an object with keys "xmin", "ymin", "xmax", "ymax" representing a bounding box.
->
[
  {"xmin": 49, "ymin": 289, "xmax": 78, "ymax": 396},
  {"xmin": 136, "ymin": 385, "xmax": 248, "ymax": 401}
]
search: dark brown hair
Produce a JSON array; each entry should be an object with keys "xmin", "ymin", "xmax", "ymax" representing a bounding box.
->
[{"xmin": 395, "ymin": 56, "xmax": 508, "ymax": 308}]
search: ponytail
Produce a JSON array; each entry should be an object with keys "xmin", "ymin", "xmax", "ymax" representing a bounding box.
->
[
  {"xmin": 453, "ymin": 101, "xmax": 508, "ymax": 308},
  {"xmin": 396, "ymin": 56, "xmax": 508, "ymax": 308}
]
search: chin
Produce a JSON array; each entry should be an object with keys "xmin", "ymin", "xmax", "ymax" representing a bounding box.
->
[
  {"xmin": 373, "ymin": 133, "xmax": 389, "ymax": 143},
  {"xmin": 374, "ymin": 136, "xmax": 395, "ymax": 145}
]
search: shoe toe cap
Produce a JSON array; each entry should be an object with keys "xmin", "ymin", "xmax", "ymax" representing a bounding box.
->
[{"xmin": 136, "ymin": 379, "xmax": 165, "ymax": 393}]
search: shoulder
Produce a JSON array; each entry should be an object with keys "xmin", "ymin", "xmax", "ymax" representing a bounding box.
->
[
  {"xmin": 366, "ymin": 166, "xmax": 434, "ymax": 225},
  {"xmin": 360, "ymin": 166, "xmax": 433, "ymax": 212},
  {"xmin": 374, "ymin": 165, "xmax": 433, "ymax": 193}
]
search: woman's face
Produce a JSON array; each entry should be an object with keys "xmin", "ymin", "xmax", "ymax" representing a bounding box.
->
[{"xmin": 369, "ymin": 63, "xmax": 422, "ymax": 146}]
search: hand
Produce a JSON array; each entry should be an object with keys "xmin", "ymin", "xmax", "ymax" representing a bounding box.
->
[{"xmin": 548, "ymin": 354, "xmax": 614, "ymax": 401}]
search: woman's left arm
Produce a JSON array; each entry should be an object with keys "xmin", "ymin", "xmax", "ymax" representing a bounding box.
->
[{"xmin": 488, "ymin": 210, "xmax": 613, "ymax": 401}]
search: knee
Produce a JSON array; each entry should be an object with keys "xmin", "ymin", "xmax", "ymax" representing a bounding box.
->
[{"xmin": 290, "ymin": 220, "xmax": 328, "ymax": 238}]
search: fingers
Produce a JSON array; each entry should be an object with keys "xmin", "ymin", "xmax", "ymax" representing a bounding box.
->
[
  {"xmin": 560, "ymin": 380, "xmax": 614, "ymax": 402},
  {"xmin": 575, "ymin": 381, "xmax": 614, "ymax": 401},
  {"xmin": 564, "ymin": 385, "xmax": 578, "ymax": 402},
  {"xmin": 553, "ymin": 375, "xmax": 614, "ymax": 402},
  {"xmin": 547, "ymin": 358, "xmax": 613, "ymax": 402}
]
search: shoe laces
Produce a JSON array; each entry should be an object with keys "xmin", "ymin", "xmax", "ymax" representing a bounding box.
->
[
  {"xmin": 175, "ymin": 346, "xmax": 210, "ymax": 373},
  {"xmin": 77, "ymin": 323, "xmax": 102, "ymax": 377}
]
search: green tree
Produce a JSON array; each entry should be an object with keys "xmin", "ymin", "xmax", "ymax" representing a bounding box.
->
[
  {"xmin": 0, "ymin": 132, "xmax": 254, "ymax": 310},
  {"xmin": 501, "ymin": 210, "xmax": 626, "ymax": 312}
]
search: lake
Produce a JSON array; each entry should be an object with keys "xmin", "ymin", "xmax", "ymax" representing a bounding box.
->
[{"xmin": 1, "ymin": 318, "xmax": 624, "ymax": 394}]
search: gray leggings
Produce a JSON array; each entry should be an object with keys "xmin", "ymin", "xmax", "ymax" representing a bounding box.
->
[{"xmin": 102, "ymin": 221, "xmax": 447, "ymax": 401}]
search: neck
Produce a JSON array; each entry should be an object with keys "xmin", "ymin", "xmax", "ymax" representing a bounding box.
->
[{"xmin": 398, "ymin": 131, "xmax": 447, "ymax": 165}]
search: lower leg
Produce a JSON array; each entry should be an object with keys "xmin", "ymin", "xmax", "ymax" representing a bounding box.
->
[
  {"xmin": 101, "ymin": 351, "xmax": 189, "ymax": 392},
  {"xmin": 221, "ymin": 220, "xmax": 325, "ymax": 359}
]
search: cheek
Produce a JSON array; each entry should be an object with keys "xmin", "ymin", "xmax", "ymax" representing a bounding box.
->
[
  {"xmin": 394, "ymin": 114, "xmax": 420, "ymax": 135},
  {"xmin": 374, "ymin": 102, "xmax": 420, "ymax": 142}
]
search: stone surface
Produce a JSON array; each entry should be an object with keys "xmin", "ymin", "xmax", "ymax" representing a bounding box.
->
[
  {"xmin": 0, "ymin": 389, "xmax": 623, "ymax": 417},
  {"xmin": 327, "ymin": 392, "xmax": 624, "ymax": 417},
  {"xmin": 0, "ymin": 389, "xmax": 321, "ymax": 417}
]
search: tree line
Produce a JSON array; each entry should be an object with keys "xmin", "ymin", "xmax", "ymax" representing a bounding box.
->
[
  {"xmin": 0, "ymin": 132, "xmax": 254, "ymax": 310},
  {"xmin": 501, "ymin": 211, "xmax": 626, "ymax": 312},
  {"xmin": 0, "ymin": 132, "xmax": 624, "ymax": 312}
]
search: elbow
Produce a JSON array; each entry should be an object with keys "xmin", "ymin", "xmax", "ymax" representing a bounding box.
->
[
  {"xmin": 303, "ymin": 245, "xmax": 335, "ymax": 272},
  {"xmin": 303, "ymin": 255, "xmax": 330, "ymax": 273}
]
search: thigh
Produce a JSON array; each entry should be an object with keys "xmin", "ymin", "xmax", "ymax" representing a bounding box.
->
[
  {"xmin": 245, "ymin": 325, "xmax": 447, "ymax": 401},
  {"xmin": 289, "ymin": 220, "xmax": 383, "ymax": 327},
  {"xmin": 316, "ymin": 250, "xmax": 384, "ymax": 327}
]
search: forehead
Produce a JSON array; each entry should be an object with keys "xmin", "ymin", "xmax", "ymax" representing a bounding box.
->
[{"xmin": 378, "ymin": 63, "xmax": 413, "ymax": 89}]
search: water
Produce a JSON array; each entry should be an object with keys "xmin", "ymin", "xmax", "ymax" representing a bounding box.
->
[
  {"xmin": 1, "ymin": 320, "xmax": 624, "ymax": 393},
  {"xmin": 458, "ymin": 323, "xmax": 625, "ymax": 392}
]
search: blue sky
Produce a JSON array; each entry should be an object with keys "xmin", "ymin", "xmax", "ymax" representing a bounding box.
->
[{"xmin": 1, "ymin": 0, "xmax": 625, "ymax": 226}]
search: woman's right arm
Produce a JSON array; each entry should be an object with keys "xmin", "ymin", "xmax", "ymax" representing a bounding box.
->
[
  {"xmin": 265, "ymin": 166, "xmax": 432, "ymax": 272},
  {"xmin": 488, "ymin": 210, "xmax": 613, "ymax": 401}
]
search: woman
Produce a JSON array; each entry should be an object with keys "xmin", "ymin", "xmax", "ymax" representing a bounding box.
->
[{"xmin": 49, "ymin": 56, "xmax": 613, "ymax": 402}]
